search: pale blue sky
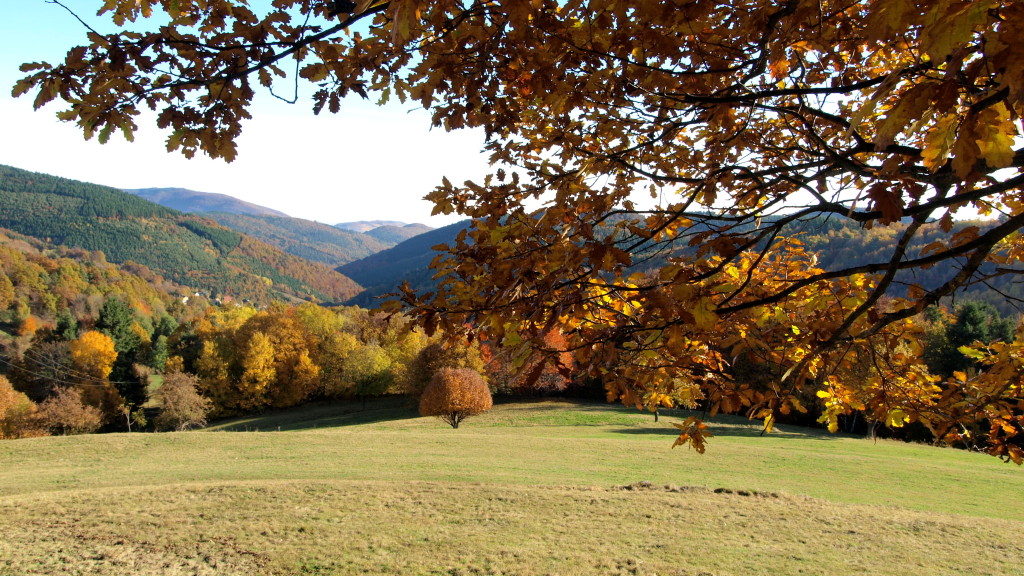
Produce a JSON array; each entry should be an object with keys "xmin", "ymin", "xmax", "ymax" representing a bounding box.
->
[{"xmin": 0, "ymin": 1, "xmax": 487, "ymax": 226}]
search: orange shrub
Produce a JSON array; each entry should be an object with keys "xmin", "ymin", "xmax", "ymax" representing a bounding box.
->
[
  {"xmin": 0, "ymin": 376, "xmax": 44, "ymax": 439},
  {"xmin": 419, "ymin": 368, "xmax": 492, "ymax": 429}
]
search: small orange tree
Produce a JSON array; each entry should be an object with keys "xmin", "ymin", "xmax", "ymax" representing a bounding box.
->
[
  {"xmin": 38, "ymin": 388, "xmax": 103, "ymax": 436},
  {"xmin": 0, "ymin": 375, "xmax": 42, "ymax": 439},
  {"xmin": 419, "ymin": 368, "xmax": 492, "ymax": 429}
]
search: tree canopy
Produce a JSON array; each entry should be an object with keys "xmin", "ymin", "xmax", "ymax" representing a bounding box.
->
[
  {"xmin": 16, "ymin": 0, "xmax": 1024, "ymax": 462},
  {"xmin": 419, "ymin": 367, "xmax": 493, "ymax": 428}
]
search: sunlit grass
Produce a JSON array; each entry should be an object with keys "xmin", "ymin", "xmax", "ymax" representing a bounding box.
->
[{"xmin": 0, "ymin": 399, "xmax": 1021, "ymax": 575}]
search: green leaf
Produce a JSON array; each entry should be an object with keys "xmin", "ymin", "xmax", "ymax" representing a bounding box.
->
[{"xmin": 957, "ymin": 345, "xmax": 986, "ymax": 360}]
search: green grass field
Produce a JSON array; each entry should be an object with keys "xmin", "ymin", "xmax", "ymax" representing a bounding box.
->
[{"xmin": 1, "ymin": 399, "xmax": 1021, "ymax": 575}]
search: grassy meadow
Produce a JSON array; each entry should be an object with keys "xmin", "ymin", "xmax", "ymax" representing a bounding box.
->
[{"xmin": 0, "ymin": 399, "xmax": 1021, "ymax": 575}]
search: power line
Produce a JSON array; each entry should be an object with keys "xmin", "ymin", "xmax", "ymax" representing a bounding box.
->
[
  {"xmin": 19, "ymin": 346, "xmax": 136, "ymax": 386},
  {"xmin": 0, "ymin": 355, "xmax": 133, "ymax": 388}
]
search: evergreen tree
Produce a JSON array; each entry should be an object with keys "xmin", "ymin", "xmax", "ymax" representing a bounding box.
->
[
  {"xmin": 54, "ymin": 308, "xmax": 78, "ymax": 341},
  {"xmin": 97, "ymin": 297, "xmax": 148, "ymax": 408},
  {"xmin": 924, "ymin": 302, "xmax": 1017, "ymax": 377}
]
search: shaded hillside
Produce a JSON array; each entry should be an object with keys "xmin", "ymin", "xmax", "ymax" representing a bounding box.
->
[
  {"xmin": 124, "ymin": 187, "xmax": 289, "ymax": 217},
  {"xmin": 205, "ymin": 213, "xmax": 392, "ymax": 266},
  {"xmin": 185, "ymin": 212, "xmax": 432, "ymax": 267},
  {"xmin": 795, "ymin": 217, "xmax": 1023, "ymax": 315},
  {"xmin": 337, "ymin": 220, "xmax": 469, "ymax": 307},
  {"xmin": 339, "ymin": 215, "xmax": 1022, "ymax": 316},
  {"xmin": 623, "ymin": 215, "xmax": 1022, "ymax": 315},
  {"xmin": 365, "ymin": 223, "xmax": 433, "ymax": 245},
  {"xmin": 0, "ymin": 165, "xmax": 362, "ymax": 304}
]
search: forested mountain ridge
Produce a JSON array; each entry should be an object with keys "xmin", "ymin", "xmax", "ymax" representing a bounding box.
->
[
  {"xmin": 0, "ymin": 165, "xmax": 362, "ymax": 304},
  {"xmin": 761, "ymin": 216, "xmax": 1021, "ymax": 316},
  {"xmin": 123, "ymin": 189, "xmax": 434, "ymax": 267},
  {"xmin": 203, "ymin": 212, "xmax": 394, "ymax": 267},
  {"xmin": 340, "ymin": 215, "xmax": 1022, "ymax": 316},
  {"xmin": 364, "ymin": 223, "xmax": 434, "ymax": 245},
  {"xmin": 0, "ymin": 226, "xmax": 185, "ymax": 330},
  {"xmin": 124, "ymin": 187, "xmax": 289, "ymax": 217},
  {"xmin": 0, "ymin": 223, "xmax": 441, "ymax": 439}
]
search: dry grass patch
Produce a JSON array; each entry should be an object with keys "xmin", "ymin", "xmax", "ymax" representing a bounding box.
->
[{"xmin": 1, "ymin": 480, "xmax": 1021, "ymax": 576}]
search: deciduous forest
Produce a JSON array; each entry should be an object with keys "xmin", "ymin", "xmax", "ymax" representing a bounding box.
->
[
  {"xmin": 0, "ymin": 165, "xmax": 363, "ymax": 305},
  {"xmin": 0, "ymin": 224, "xmax": 571, "ymax": 437}
]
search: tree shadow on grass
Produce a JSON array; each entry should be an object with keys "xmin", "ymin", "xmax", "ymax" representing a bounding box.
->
[
  {"xmin": 612, "ymin": 426, "xmax": 847, "ymax": 441},
  {"xmin": 206, "ymin": 397, "xmax": 420, "ymax": 432},
  {"xmin": 611, "ymin": 410, "xmax": 849, "ymax": 441}
]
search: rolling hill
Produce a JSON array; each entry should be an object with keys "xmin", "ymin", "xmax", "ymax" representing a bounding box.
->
[
  {"xmin": 124, "ymin": 187, "xmax": 289, "ymax": 217},
  {"xmin": 334, "ymin": 220, "xmax": 408, "ymax": 233},
  {"xmin": 0, "ymin": 165, "xmax": 362, "ymax": 305},
  {"xmin": 364, "ymin": 222, "xmax": 434, "ymax": 245}
]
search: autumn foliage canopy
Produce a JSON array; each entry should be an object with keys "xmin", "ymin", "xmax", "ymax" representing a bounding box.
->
[
  {"xmin": 419, "ymin": 367, "xmax": 493, "ymax": 428},
  {"xmin": 16, "ymin": 0, "xmax": 1024, "ymax": 461}
]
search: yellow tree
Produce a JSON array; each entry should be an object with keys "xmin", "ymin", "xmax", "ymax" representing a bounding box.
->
[
  {"xmin": 16, "ymin": 0, "xmax": 1024, "ymax": 460},
  {"xmin": 279, "ymin": 350, "xmax": 321, "ymax": 408},
  {"xmin": 316, "ymin": 331, "xmax": 360, "ymax": 398},
  {"xmin": 238, "ymin": 331, "xmax": 276, "ymax": 410},
  {"xmin": 67, "ymin": 330, "xmax": 123, "ymax": 420},
  {"xmin": 293, "ymin": 303, "xmax": 356, "ymax": 397},
  {"xmin": 0, "ymin": 376, "xmax": 23, "ymax": 421},
  {"xmin": 242, "ymin": 307, "xmax": 322, "ymax": 407},
  {"xmin": 195, "ymin": 339, "xmax": 233, "ymax": 411},
  {"xmin": 192, "ymin": 304, "xmax": 258, "ymax": 412},
  {"xmin": 68, "ymin": 330, "xmax": 117, "ymax": 381}
]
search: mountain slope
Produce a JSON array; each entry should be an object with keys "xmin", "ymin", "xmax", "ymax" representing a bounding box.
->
[
  {"xmin": 338, "ymin": 215, "xmax": 1023, "ymax": 316},
  {"xmin": 337, "ymin": 220, "xmax": 469, "ymax": 306},
  {"xmin": 124, "ymin": 187, "xmax": 289, "ymax": 217},
  {"xmin": 0, "ymin": 165, "xmax": 362, "ymax": 304},
  {"xmin": 205, "ymin": 213, "xmax": 393, "ymax": 267},
  {"xmin": 0, "ymin": 226, "xmax": 184, "ymax": 330},
  {"xmin": 364, "ymin": 223, "xmax": 434, "ymax": 245},
  {"xmin": 122, "ymin": 192, "xmax": 435, "ymax": 267}
]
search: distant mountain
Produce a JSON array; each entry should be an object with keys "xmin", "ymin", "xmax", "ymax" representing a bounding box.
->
[
  {"xmin": 337, "ymin": 220, "xmax": 470, "ymax": 307},
  {"xmin": 336, "ymin": 213, "xmax": 1024, "ymax": 317},
  {"xmin": 364, "ymin": 223, "xmax": 434, "ymax": 245},
  {"xmin": 335, "ymin": 220, "xmax": 408, "ymax": 233},
  {"xmin": 127, "ymin": 188, "xmax": 433, "ymax": 268},
  {"xmin": 124, "ymin": 187, "xmax": 289, "ymax": 217},
  {"xmin": 0, "ymin": 165, "xmax": 362, "ymax": 305},
  {"xmin": 205, "ymin": 212, "xmax": 393, "ymax": 267}
]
